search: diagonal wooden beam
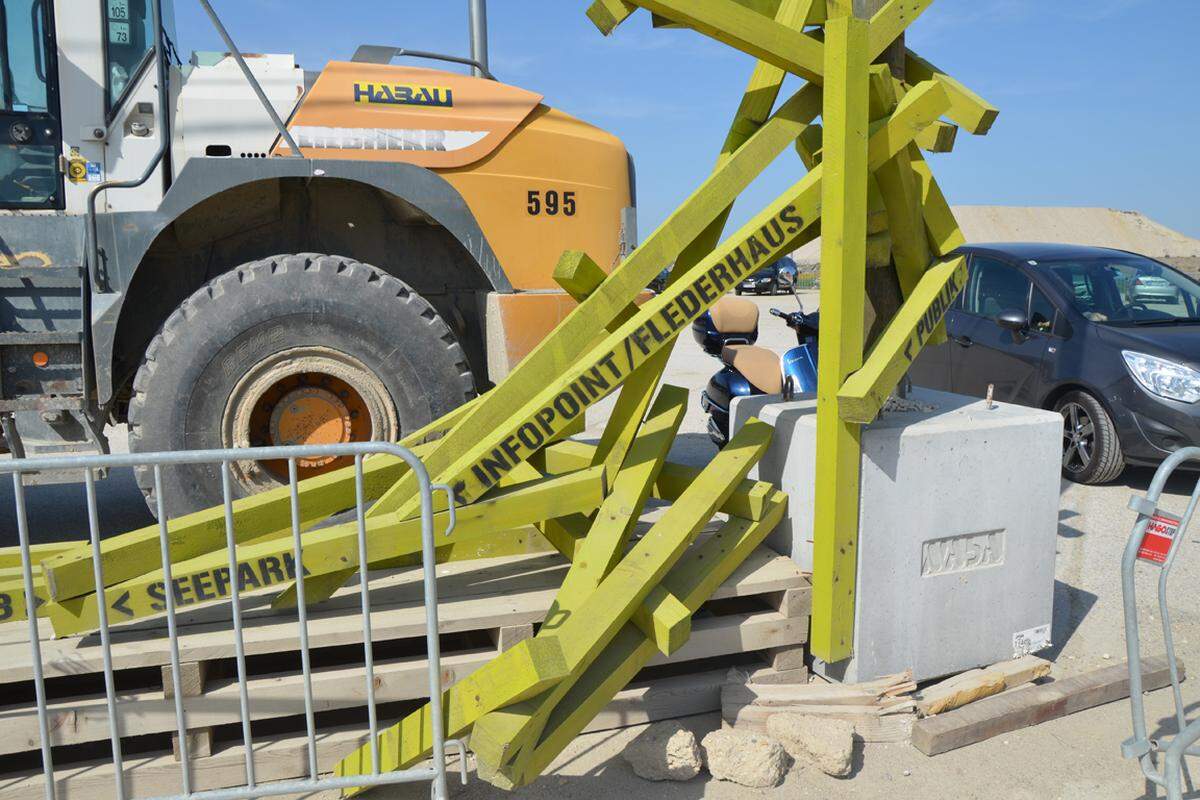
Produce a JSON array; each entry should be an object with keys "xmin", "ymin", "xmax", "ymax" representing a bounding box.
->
[
  {"xmin": 338, "ymin": 421, "xmax": 774, "ymax": 785},
  {"xmin": 905, "ymin": 48, "xmax": 999, "ymax": 135},
  {"xmin": 362, "ymin": 82, "xmax": 823, "ymax": 524},
  {"xmin": 394, "ymin": 78, "xmax": 947, "ymax": 517},
  {"xmin": 866, "ymin": 0, "xmax": 935, "ymax": 58},
  {"xmin": 555, "ymin": 385, "xmax": 688, "ymax": 618},
  {"xmin": 838, "ymin": 255, "xmax": 968, "ymax": 423},
  {"xmin": 335, "ymin": 635, "xmax": 570, "ymax": 792},
  {"xmin": 470, "ymin": 421, "xmax": 774, "ymax": 783},
  {"xmin": 625, "ymin": 0, "xmax": 827, "ymax": 82},
  {"xmin": 494, "ymin": 493, "xmax": 788, "ymax": 787}
]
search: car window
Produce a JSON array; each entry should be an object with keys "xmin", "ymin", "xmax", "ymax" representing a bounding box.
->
[
  {"xmin": 1042, "ymin": 255, "xmax": 1200, "ymax": 325},
  {"xmin": 1029, "ymin": 286, "xmax": 1057, "ymax": 334},
  {"xmin": 963, "ymin": 256, "xmax": 1031, "ymax": 318}
]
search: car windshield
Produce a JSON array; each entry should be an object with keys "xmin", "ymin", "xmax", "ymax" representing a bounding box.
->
[
  {"xmin": 1040, "ymin": 255, "xmax": 1200, "ymax": 326},
  {"xmin": 748, "ymin": 267, "xmax": 775, "ymax": 280}
]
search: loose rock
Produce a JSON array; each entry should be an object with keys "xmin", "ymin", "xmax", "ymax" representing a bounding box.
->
[
  {"xmin": 622, "ymin": 721, "xmax": 702, "ymax": 781},
  {"xmin": 767, "ymin": 714, "xmax": 856, "ymax": 777},
  {"xmin": 701, "ymin": 729, "xmax": 788, "ymax": 788}
]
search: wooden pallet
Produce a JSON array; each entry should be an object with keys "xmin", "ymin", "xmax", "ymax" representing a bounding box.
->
[{"xmin": 0, "ymin": 545, "xmax": 809, "ymax": 799}]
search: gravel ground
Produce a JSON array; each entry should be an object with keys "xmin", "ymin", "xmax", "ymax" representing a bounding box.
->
[{"xmin": 2, "ymin": 290, "xmax": 1195, "ymax": 799}]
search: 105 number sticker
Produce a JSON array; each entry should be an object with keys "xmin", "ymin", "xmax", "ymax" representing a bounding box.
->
[{"xmin": 527, "ymin": 190, "xmax": 576, "ymax": 217}]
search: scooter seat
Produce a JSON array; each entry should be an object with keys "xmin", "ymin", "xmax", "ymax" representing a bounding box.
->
[{"xmin": 721, "ymin": 345, "xmax": 783, "ymax": 394}]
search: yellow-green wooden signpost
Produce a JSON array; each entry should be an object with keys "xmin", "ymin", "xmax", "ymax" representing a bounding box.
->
[{"xmin": 8, "ymin": 0, "xmax": 997, "ymax": 788}]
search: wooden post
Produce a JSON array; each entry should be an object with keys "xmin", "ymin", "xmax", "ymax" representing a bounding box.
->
[
  {"xmin": 809, "ymin": 7, "xmax": 869, "ymax": 664},
  {"xmin": 162, "ymin": 662, "xmax": 212, "ymax": 760}
]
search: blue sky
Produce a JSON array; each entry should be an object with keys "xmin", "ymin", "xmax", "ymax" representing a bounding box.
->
[{"xmin": 176, "ymin": 1, "xmax": 1200, "ymax": 239}]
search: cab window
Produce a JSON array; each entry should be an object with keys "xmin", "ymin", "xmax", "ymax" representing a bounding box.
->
[
  {"xmin": 103, "ymin": 0, "xmax": 153, "ymax": 110},
  {"xmin": 0, "ymin": 0, "xmax": 59, "ymax": 208},
  {"xmin": 962, "ymin": 256, "xmax": 1031, "ymax": 318},
  {"xmin": 0, "ymin": 0, "xmax": 49, "ymax": 113}
]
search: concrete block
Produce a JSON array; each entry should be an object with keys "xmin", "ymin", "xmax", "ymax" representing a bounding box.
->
[{"xmin": 732, "ymin": 389, "xmax": 1060, "ymax": 683}]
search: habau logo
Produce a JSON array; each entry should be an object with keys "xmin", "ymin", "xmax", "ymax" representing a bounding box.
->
[{"xmin": 353, "ymin": 82, "xmax": 454, "ymax": 108}]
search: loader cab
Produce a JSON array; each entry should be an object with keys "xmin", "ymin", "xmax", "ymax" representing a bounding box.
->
[{"xmin": 0, "ymin": 0, "xmax": 63, "ymax": 209}]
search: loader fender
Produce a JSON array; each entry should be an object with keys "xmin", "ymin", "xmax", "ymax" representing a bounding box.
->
[{"xmin": 92, "ymin": 157, "xmax": 511, "ymax": 406}]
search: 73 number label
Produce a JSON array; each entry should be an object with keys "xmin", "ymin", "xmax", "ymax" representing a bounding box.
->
[{"xmin": 527, "ymin": 190, "xmax": 577, "ymax": 217}]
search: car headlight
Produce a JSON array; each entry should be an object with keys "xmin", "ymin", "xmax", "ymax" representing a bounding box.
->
[{"xmin": 1123, "ymin": 351, "xmax": 1200, "ymax": 403}]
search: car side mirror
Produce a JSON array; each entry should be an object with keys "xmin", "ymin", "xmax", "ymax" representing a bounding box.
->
[{"xmin": 995, "ymin": 308, "xmax": 1029, "ymax": 332}]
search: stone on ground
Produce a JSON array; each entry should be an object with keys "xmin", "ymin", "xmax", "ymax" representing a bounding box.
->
[
  {"xmin": 622, "ymin": 721, "xmax": 702, "ymax": 781},
  {"xmin": 701, "ymin": 729, "xmax": 788, "ymax": 788},
  {"xmin": 767, "ymin": 714, "xmax": 855, "ymax": 777}
]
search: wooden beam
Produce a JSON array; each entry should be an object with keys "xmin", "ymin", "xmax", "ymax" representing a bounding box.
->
[
  {"xmin": 809, "ymin": 12, "xmax": 870, "ymax": 665},
  {"xmin": 593, "ymin": 0, "xmax": 816, "ymax": 481},
  {"xmin": 911, "ymin": 658, "xmax": 1181, "ymax": 756},
  {"xmin": 625, "ymin": 0, "xmax": 827, "ymax": 82},
  {"xmin": 39, "ymin": 427, "xmax": 456, "ymax": 603},
  {"xmin": 838, "ymin": 256, "xmax": 967, "ymax": 423},
  {"xmin": 341, "ymin": 422, "xmax": 775, "ymax": 785},
  {"xmin": 362, "ymin": 82, "xmax": 823, "ymax": 529},
  {"xmin": 45, "ymin": 467, "xmax": 606, "ymax": 636},
  {"xmin": 554, "ymin": 385, "xmax": 689, "ymax": 646},
  {"xmin": 865, "ymin": 0, "xmax": 935, "ymax": 60},
  {"xmin": 916, "ymin": 120, "xmax": 958, "ymax": 152},
  {"xmin": 909, "ymin": 144, "xmax": 967, "ymax": 256},
  {"xmin": 380, "ymin": 80, "xmax": 943, "ymax": 528},
  {"xmin": 587, "ymin": 0, "xmax": 638, "ymax": 34},
  {"xmin": 471, "ymin": 421, "xmax": 773, "ymax": 780},
  {"xmin": 905, "ymin": 48, "xmax": 999, "ymax": 135},
  {"xmin": 502, "ymin": 493, "xmax": 788, "ymax": 786},
  {"xmin": 335, "ymin": 637, "xmax": 570, "ymax": 790}
]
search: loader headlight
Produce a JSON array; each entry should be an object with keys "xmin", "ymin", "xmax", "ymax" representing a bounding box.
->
[{"xmin": 1123, "ymin": 351, "xmax": 1200, "ymax": 403}]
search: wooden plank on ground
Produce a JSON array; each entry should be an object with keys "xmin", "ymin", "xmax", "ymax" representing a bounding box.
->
[
  {"xmin": 910, "ymin": 657, "xmax": 1182, "ymax": 755},
  {"xmin": 915, "ymin": 656, "xmax": 1051, "ymax": 717}
]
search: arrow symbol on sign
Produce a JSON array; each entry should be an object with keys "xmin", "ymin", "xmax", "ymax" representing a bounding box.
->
[{"xmin": 111, "ymin": 591, "xmax": 133, "ymax": 617}]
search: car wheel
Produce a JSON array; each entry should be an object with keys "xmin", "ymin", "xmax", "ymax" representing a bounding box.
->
[
  {"xmin": 1055, "ymin": 391, "xmax": 1124, "ymax": 484},
  {"xmin": 735, "ymin": 289, "xmax": 743, "ymax": 295}
]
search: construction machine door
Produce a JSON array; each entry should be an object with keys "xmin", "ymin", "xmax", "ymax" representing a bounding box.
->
[{"xmin": 0, "ymin": 0, "xmax": 63, "ymax": 209}]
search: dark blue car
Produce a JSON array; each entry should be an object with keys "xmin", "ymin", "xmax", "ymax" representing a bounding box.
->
[{"xmin": 911, "ymin": 243, "xmax": 1200, "ymax": 484}]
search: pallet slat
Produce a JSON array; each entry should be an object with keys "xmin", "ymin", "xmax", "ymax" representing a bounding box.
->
[
  {"xmin": 0, "ymin": 549, "xmax": 806, "ymax": 759},
  {"xmin": 0, "ymin": 547, "xmax": 806, "ymax": 682}
]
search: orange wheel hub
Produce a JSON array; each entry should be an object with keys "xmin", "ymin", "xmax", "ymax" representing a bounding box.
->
[{"xmin": 248, "ymin": 372, "xmax": 373, "ymax": 480}]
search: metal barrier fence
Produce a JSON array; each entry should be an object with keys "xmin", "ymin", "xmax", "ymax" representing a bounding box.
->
[
  {"xmin": 1122, "ymin": 446, "xmax": 1200, "ymax": 799},
  {"xmin": 3, "ymin": 442, "xmax": 468, "ymax": 800}
]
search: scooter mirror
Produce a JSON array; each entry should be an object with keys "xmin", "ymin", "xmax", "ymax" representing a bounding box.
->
[{"xmin": 789, "ymin": 282, "xmax": 805, "ymax": 314}]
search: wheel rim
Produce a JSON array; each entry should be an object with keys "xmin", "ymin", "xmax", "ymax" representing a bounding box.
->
[
  {"xmin": 222, "ymin": 347, "xmax": 398, "ymax": 491},
  {"xmin": 1060, "ymin": 401, "xmax": 1096, "ymax": 474}
]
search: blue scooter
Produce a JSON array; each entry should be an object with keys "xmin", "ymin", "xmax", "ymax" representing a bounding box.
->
[{"xmin": 693, "ymin": 295, "xmax": 820, "ymax": 446}]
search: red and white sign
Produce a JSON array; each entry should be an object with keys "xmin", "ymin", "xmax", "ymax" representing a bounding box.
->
[{"xmin": 1138, "ymin": 513, "xmax": 1181, "ymax": 565}]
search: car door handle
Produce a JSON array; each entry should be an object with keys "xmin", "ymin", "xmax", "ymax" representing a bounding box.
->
[{"xmin": 951, "ymin": 335, "xmax": 973, "ymax": 348}]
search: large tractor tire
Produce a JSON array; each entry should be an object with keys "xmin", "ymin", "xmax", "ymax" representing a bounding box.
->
[{"xmin": 128, "ymin": 254, "xmax": 475, "ymax": 518}]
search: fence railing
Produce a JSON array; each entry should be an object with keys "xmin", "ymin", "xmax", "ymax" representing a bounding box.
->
[{"xmin": 2, "ymin": 442, "xmax": 467, "ymax": 800}]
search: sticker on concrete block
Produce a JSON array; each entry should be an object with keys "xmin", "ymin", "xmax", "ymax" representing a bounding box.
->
[
  {"xmin": 1013, "ymin": 624, "xmax": 1051, "ymax": 657},
  {"xmin": 1137, "ymin": 512, "xmax": 1181, "ymax": 566}
]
